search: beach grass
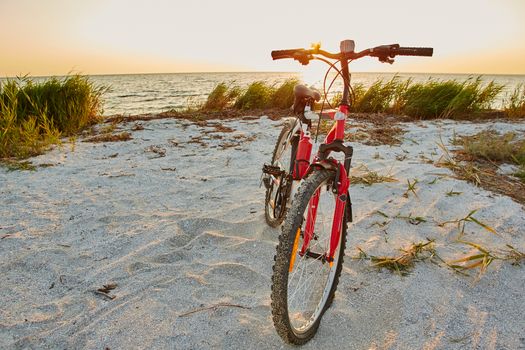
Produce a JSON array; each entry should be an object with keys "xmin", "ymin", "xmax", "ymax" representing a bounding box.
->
[
  {"xmin": 270, "ymin": 78, "xmax": 299, "ymax": 109},
  {"xmin": 201, "ymin": 78, "xmax": 299, "ymax": 111},
  {"xmin": 0, "ymin": 75, "xmax": 105, "ymax": 160},
  {"xmin": 504, "ymin": 83, "xmax": 525, "ymax": 118},
  {"xmin": 203, "ymin": 82, "xmax": 241, "ymax": 111},
  {"xmin": 401, "ymin": 77, "xmax": 504, "ymax": 119},
  {"xmin": 234, "ymin": 81, "xmax": 276, "ymax": 110},
  {"xmin": 200, "ymin": 76, "xmax": 522, "ymax": 120},
  {"xmin": 353, "ymin": 77, "xmax": 399, "ymax": 113}
]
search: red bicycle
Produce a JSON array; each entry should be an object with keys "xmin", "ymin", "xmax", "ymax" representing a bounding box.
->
[{"xmin": 263, "ymin": 40, "xmax": 432, "ymax": 344}]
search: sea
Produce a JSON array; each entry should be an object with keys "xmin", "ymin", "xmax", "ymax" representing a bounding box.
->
[{"xmin": 3, "ymin": 72, "xmax": 525, "ymax": 116}]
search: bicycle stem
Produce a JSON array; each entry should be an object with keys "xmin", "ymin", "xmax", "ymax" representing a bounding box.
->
[{"xmin": 339, "ymin": 56, "xmax": 351, "ymax": 107}]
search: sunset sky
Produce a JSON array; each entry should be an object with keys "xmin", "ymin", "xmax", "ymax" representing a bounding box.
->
[{"xmin": 1, "ymin": 0, "xmax": 524, "ymax": 77}]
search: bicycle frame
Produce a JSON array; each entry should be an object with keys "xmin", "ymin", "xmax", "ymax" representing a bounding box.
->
[{"xmin": 293, "ymin": 60, "xmax": 353, "ymax": 265}]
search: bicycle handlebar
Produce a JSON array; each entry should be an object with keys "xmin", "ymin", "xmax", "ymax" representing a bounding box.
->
[
  {"xmin": 271, "ymin": 49, "xmax": 340, "ymax": 60},
  {"xmin": 271, "ymin": 49, "xmax": 303, "ymax": 60},
  {"xmin": 271, "ymin": 43, "xmax": 433, "ymax": 64},
  {"xmin": 392, "ymin": 47, "xmax": 433, "ymax": 57}
]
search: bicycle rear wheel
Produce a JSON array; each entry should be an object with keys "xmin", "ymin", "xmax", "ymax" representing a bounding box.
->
[
  {"xmin": 271, "ymin": 169, "xmax": 347, "ymax": 344},
  {"xmin": 264, "ymin": 119, "xmax": 298, "ymax": 227}
]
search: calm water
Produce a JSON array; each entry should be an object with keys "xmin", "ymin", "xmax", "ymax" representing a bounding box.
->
[{"xmin": 3, "ymin": 72, "xmax": 525, "ymax": 116}]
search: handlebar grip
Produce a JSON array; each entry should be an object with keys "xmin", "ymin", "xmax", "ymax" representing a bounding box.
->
[
  {"xmin": 271, "ymin": 49, "xmax": 303, "ymax": 60},
  {"xmin": 394, "ymin": 47, "xmax": 433, "ymax": 57}
]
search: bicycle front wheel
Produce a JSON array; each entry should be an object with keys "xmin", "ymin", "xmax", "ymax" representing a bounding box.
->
[{"xmin": 271, "ymin": 169, "xmax": 347, "ymax": 344}]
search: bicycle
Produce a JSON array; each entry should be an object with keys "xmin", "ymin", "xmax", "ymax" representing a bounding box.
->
[{"xmin": 263, "ymin": 40, "xmax": 433, "ymax": 344}]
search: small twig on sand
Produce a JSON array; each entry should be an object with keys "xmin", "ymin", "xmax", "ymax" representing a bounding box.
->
[
  {"xmin": 94, "ymin": 283, "xmax": 118, "ymax": 300},
  {"xmin": 94, "ymin": 290, "xmax": 116, "ymax": 300},
  {"xmin": 178, "ymin": 303, "xmax": 250, "ymax": 317},
  {"xmin": 98, "ymin": 283, "xmax": 118, "ymax": 294}
]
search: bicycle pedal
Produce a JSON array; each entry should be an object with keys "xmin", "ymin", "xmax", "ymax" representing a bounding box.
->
[{"xmin": 262, "ymin": 164, "xmax": 284, "ymax": 177}]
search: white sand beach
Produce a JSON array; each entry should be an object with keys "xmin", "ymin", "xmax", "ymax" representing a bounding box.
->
[{"xmin": 1, "ymin": 116, "xmax": 524, "ymax": 349}]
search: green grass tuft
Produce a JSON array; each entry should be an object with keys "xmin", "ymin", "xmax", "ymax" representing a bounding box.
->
[
  {"xmin": 504, "ymin": 83, "xmax": 525, "ymax": 118},
  {"xmin": 234, "ymin": 81, "xmax": 275, "ymax": 110},
  {"xmin": 203, "ymin": 82, "xmax": 241, "ymax": 111},
  {"xmin": 1, "ymin": 75, "xmax": 105, "ymax": 159},
  {"xmin": 353, "ymin": 76, "xmax": 400, "ymax": 113},
  {"xmin": 270, "ymin": 78, "xmax": 298, "ymax": 109},
  {"xmin": 401, "ymin": 77, "xmax": 503, "ymax": 119},
  {"xmin": 202, "ymin": 79, "xmax": 298, "ymax": 111}
]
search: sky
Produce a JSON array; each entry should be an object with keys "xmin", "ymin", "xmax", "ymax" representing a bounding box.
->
[{"xmin": 1, "ymin": 0, "xmax": 525, "ymax": 76}]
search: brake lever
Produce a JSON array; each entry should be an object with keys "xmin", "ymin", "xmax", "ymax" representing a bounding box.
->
[
  {"xmin": 295, "ymin": 54, "xmax": 313, "ymax": 65},
  {"xmin": 378, "ymin": 56, "xmax": 395, "ymax": 64}
]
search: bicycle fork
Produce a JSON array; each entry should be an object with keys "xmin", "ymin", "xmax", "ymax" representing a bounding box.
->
[{"xmin": 300, "ymin": 162, "xmax": 350, "ymax": 266}]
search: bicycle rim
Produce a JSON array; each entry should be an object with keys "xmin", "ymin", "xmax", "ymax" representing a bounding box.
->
[{"xmin": 287, "ymin": 176, "xmax": 341, "ymax": 334}]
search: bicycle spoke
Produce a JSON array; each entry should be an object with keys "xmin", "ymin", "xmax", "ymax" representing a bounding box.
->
[{"xmin": 286, "ymin": 178, "xmax": 341, "ymax": 332}]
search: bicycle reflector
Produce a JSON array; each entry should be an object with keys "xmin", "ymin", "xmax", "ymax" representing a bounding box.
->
[{"xmin": 340, "ymin": 40, "xmax": 355, "ymax": 54}]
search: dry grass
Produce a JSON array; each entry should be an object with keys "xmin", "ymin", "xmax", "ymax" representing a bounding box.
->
[
  {"xmin": 367, "ymin": 240, "xmax": 436, "ymax": 276},
  {"xmin": 83, "ymin": 132, "xmax": 132, "ymax": 143},
  {"xmin": 457, "ymin": 130, "xmax": 525, "ymax": 165},
  {"xmin": 106, "ymin": 107, "xmax": 292, "ymax": 125},
  {"xmin": 350, "ymin": 165, "xmax": 397, "ymax": 186},
  {"xmin": 436, "ymin": 139, "xmax": 483, "ymax": 185},
  {"xmin": 394, "ymin": 212, "xmax": 427, "ymax": 225},
  {"xmin": 448, "ymin": 241, "xmax": 525, "ymax": 276},
  {"xmin": 438, "ymin": 209, "xmax": 497, "ymax": 237},
  {"xmin": 403, "ymin": 179, "xmax": 419, "ymax": 198},
  {"xmin": 342, "ymin": 124, "xmax": 404, "ymax": 146},
  {"xmin": 354, "ymin": 238, "xmax": 524, "ymax": 278},
  {"xmin": 318, "ymin": 113, "xmax": 405, "ymax": 146},
  {"xmin": 448, "ymin": 241, "xmax": 497, "ymax": 275},
  {"xmin": 502, "ymin": 244, "xmax": 525, "ymax": 266},
  {"xmin": 0, "ymin": 159, "xmax": 37, "ymax": 171},
  {"xmin": 436, "ymin": 133, "xmax": 525, "ymax": 204}
]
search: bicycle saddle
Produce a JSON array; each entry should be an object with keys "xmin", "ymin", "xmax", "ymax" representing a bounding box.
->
[{"xmin": 294, "ymin": 84, "xmax": 321, "ymax": 102}]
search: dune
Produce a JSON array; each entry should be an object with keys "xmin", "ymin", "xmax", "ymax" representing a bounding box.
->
[{"xmin": 0, "ymin": 115, "xmax": 524, "ymax": 349}]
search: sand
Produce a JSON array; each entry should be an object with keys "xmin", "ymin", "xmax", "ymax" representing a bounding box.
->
[{"xmin": 1, "ymin": 116, "xmax": 524, "ymax": 349}]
